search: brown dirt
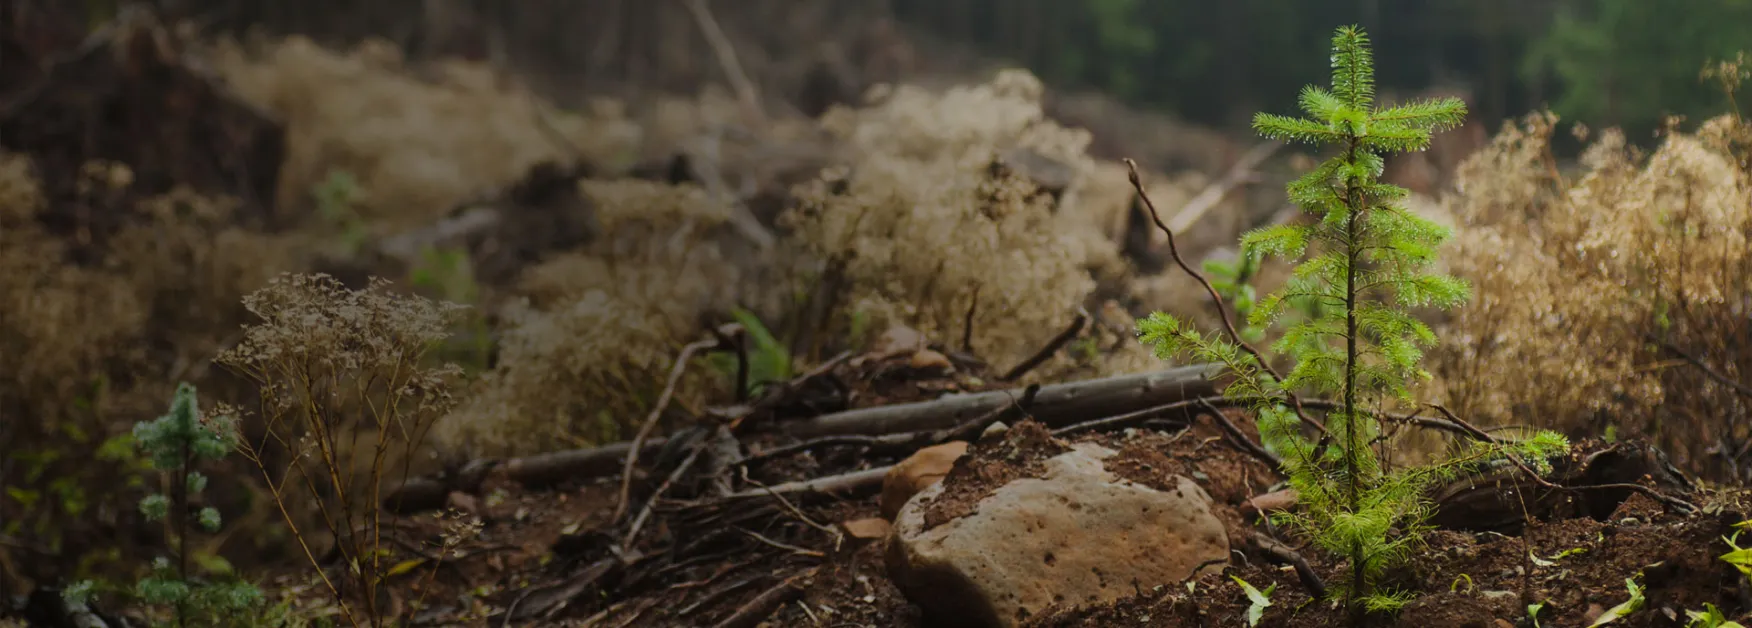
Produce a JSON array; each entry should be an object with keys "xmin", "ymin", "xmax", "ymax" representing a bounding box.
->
[
  {"xmin": 918, "ymin": 419, "xmax": 1071, "ymax": 531},
  {"xmin": 1027, "ymin": 484, "xmax": 1748, "ymax": 628}
]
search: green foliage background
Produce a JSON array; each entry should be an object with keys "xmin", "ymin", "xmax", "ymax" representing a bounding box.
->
[{"xmin": 891, "ymin": 0, "xmax": 1752, "ymax": 135}]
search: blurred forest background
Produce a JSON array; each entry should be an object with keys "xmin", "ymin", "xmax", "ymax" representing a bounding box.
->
[
  {"xmin": 136, "ymin": 0, "xmax": 1752, "ymax": 139},
  {"xmin": 4, "ymin": 0, "xmax": 1752, "ymax": 624}
]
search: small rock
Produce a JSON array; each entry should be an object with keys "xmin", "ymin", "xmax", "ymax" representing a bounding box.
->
[
  {"xmin": 881, "ymin": 441, "xmax": 969, "ymax": 519},
  {"xmin": 980, "ymin": 421, "xmax": 1010, "ymax": 441},
  {"xmin": 842, "ymin": 517, "xmax": 893, "ymax": 540},
  {"xmin": 873, "ymin": 325, "xmax": 928, "ymax": 357},
  {"xmin": 887, "ymin": 443, "xmax": 1229, "ymax": 627},
  {"xmin": 445, "ymin": 491, "xmax": 479, "ymax": 514},
  {"xmin": 1241, "ymin": 488, "xmax": 1298, "ymax": 516},
  {"xmin": 909, "ymin": 349, "xmax": 953, "ymax": 372}
]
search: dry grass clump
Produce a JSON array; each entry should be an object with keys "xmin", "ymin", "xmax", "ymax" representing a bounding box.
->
[
  {"xmin": 1431, "ymin": 112, "xmax": 1752, "ymax": 477},
  {"xmin": 784, "ymin": 69, "xmax": 1141, "ymax": 376},
  {"xmin": 0, "ymin": 155, "xmax": 145, "ymax": 402},
  {"xmin": 0, "ymin": 153, "xmax": 296, "ymax": 585},
  {"xmin": 580, "ymin": 179, "xmax": 734, "ymax": 248},
  {"xmin": 208, "ymin": 36, "xmax": 641, "ymax": 228},
  {"xmin": 438, "ymin": 181, "xmax": 744, "ymax": 454}
]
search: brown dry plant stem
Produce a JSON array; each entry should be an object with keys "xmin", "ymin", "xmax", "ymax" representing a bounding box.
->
[
  {"xmin": 1124, "ymin": 159, "xmax": 1328, "ymax": 439},
  {"xmin": 220, "ymin": 273, "xmax": 466, "ymax": 627},
  {"xmin": 999, "ymin": 309, "xmax": 1087, "ymax": 381},
  {"xmin": 613, "ymin": 337, "xmax": 720, "ymax": 524},
  {"xmin": 1422, "ymin": 405, "xmax": 1697, "ymax": 514},
  {"xmin": 1649, "ymin": 334, "xmax": 1752, "ymax": 400},
  {"xmin": 681, "ymin": 0, "xmax": 762, "ymax": 122}
]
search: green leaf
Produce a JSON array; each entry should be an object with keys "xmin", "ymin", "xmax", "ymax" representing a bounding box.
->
[
  {"xmin": 1230, "ymin": 575, "xmax": 1276, "ymax": 627},
  {"xmin": 385, "ymin": 558, "xmax": 428, "ymax": 578},
  {"xmin": 1588, "ymin": 578, "xmax": 1645, "ymax": 626},
  {"xmin": 1686, "ymin": 603, "xmax": 1747, "ymax": 628}
]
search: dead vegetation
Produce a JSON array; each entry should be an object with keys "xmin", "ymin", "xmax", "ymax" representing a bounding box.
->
[
  {"xmin": 1431, "ymin": 112, "xmax": 1752, "ymax": 481},
  {"xmin": 7, "ymin": 4, "xmax": 1752, "ymax": 627}
]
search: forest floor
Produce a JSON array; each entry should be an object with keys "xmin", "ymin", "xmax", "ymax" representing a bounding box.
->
[
  {"xmin": 330, "ymin": 356, "xmax": 1739, "ymax": 628},
  {"xmin": 2, "ymin": 4, "xmax": 1744, "ymax": 628}
]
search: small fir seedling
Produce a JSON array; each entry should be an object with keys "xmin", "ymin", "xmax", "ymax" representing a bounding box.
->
[
  {"xmin": 1138, "ymin": 25, "xmax": 1567, "ymax": 619},
  {"xmin": 66, "ymin": 383, "xmax": 263, "ymax": 627}
]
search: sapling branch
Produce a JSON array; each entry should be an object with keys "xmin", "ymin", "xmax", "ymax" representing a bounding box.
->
[{"xmin": 1136, "ymin": 26, "xmax": 1570, "ymax": 620}]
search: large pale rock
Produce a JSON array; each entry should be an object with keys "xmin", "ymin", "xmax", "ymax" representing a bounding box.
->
[
  {"xmin": 880, "ymin": 441, "xmax": 969, "ymax": 519},
  {"xmin": 887, "ymin": 443, "xmax": 1228, "ymax": 627}
]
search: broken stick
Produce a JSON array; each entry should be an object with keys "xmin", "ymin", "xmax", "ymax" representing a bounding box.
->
[{"xmin": 782, "ymin": 363, "xmax": 1220, "ymax": 438}]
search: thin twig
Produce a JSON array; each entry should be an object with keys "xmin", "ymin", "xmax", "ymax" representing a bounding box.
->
[
  {"xmin": 962, "ymin": 283, "xmax": 981, "ymax": 353},
  {"xmin": 681, "ymin": 0, "xmax": 762, "ymax": 121},
  {"xmin": 1124, "ymin": 159, "xmax": 1329, "ymax": 438},
  {"xmin": 1000, "ymin": 309, "xmax": 1088, "ymax": 381},
  {"xmin": 735, "ymin": 435, "xmax": 887, "ymax": 468},
  {"xmin": 714, "ymin": 324, "xmax": 751, "ymax": 403},
  {"xmin": 711, "ymin": 568, "xmax": 817, "ymax": 628},
  {"xmin": 614, "ymin": 338, "xmax": 720, "ymax": 524},
  {"xmin": 1294, "ymin": 399, "xmax": 1478, "ymax": 439},
  {"xmin": 1196, "ymin": 398, "xmax": 1283, "ymax": 471},
  {"xmin": 1650, "ymin": 334, "xmax": 1752, "ymax": 400},
  {"xmin": 736, "ymin": 528, "xmax": 825, "ymax": 558},
  {"xmin": 1426, "ymin": 405, "xmax": 1697, "ymax": 514},
  {"xmin": 623, "ymin": 443, "xmax": 708, "ymax": 550},
  {"xmin": 738, "ymin": 468, "xmax": 843, "ymax": 549},
  {"xmin": 1051, "ymin": 398, "xmax": 1208, "ymax": 436},
  {"xmin": 1164, "ymin": 141, "xmax": 1284, "ymax": 235},
  {"xmin": 1253, "ymin": 531, "xmax": 1328, "ymax": 598}
]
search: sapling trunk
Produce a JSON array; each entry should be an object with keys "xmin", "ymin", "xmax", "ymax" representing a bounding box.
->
[{"xmin": 1137, "ymin": 25, "xmax": 1569, "ymax": 623}]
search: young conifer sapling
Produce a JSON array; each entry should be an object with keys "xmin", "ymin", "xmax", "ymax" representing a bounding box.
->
[{"xmin": 1139, "ymin": 25, "xmax": 1567, "ymax": 618}]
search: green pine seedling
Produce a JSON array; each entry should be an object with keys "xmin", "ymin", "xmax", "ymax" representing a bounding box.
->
[
  {"xmin": 1138, "ymin": 25, "xmax": 1567, "ymax": 620},
  {"xmin": 68, "ymin": 383, "xmax": 263, "ymax": 627}
]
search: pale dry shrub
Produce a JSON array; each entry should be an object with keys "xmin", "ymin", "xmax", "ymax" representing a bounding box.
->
[
  {"xmin": 784, "ymin": 69, "xmax": 1140, "ymax": 377},
  {"xmin": 208, "ymin": 36, "xmax": 641, "ymax": 228},
  {"xmin": 582, "ymin": 179, "xmax": 733, "ymax": 239},
  {"xmin": 437, "ymin": 183, "xmax": 743, "ymax": 454},
  {"xmin": 218, "ymin": 273, "xmax": 465, "ymax": 625},
  {"xmin": 0, "ymin": 155, "xmax": 145, "ymax": 399},
  {"xmin": 1431, "ymin": 113, "xmax": 1752, "ymax": 477}
]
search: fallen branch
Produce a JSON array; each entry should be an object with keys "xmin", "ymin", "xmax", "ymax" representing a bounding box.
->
[
  {"xmin": 723, "ymin": 466, "xmax": 891, "ymax": 500},
  {"xmin": 736, "ymin": 385, "xmax": 1038, "ymax": 469},
  {"xmin": 1051, "ymin": 397, "xmax": 1212, "ymax": 436},
  {"xmin": 387, "ymin": 366, "xmax": 1214, "ymax": 513},
  {"xmin": 782, "ymin": 363, "xmax": 1219, "ymax": 438}
]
